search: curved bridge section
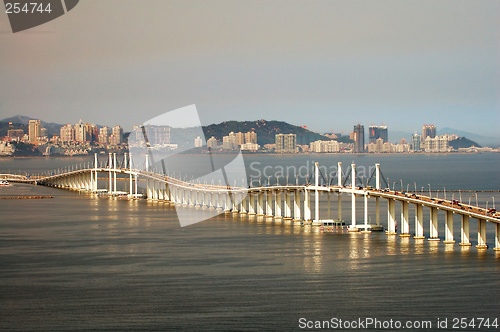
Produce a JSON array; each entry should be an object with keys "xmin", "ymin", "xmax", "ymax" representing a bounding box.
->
[{"xmin": 13, "ymin": 153, "xmax": 500, "ymax": 250}]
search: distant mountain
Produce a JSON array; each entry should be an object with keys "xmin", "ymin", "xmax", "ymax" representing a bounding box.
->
[
  {"xmin": 0, "ymin": 115, "xmax": 64, "ymax": 137},
  {"xmin": 439, "ymin": 127, "xmax": 499, "ymax": 148},
  {"xmin": 202, "ymin": 120, "xmax": 352, "ymax": 146}
]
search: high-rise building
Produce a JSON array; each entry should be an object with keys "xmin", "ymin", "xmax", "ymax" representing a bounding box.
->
[
  {"xmin": 235, "ymin": 132, "xmax": 244, "ymax": 146},
  {"xmin": 422, "ymin": 125, "xmax": 437, "ymax": 140},
  {"xmin": 368, "ymin": 125, "xmax": 388, "ymax": 143},
  {"xmin": 207, "ymin": 136, "xmax": 218, "ymax": 149},
  {"xmin": 222, "ymin": 132, "xmax": 237, "ymax": 150},
  {"xmin": 99, "ymin": 126, "xmax": 110, "ymax": 144},
  {"xmin": 353, "ymin": 124, "xmax": 365, "ymax": 153},
  {"xmin": 275, "ymin": 133, "xmax": 297, "ymax": 153},
  {"xmin": 109, "ymin": 125, "xmax": 123, "ymax": 145},
  {"xmin": 74, "ymin": 121, "xmax": 87, "ymax": 142},
  {"xmin": 60, "ymin": 124, "xmax": 75, "ymax": 142},
  {"xmin": 7, "ymin": 129, "xmax": 24, "ymax": 140},
  {"xmin": 194, "ymin": 136, "xmax": 203, "ymax": 148},
  {"xmin": 412, "ymin": 133, "xmax": 421, "ymax": 151},
  {"xmin": 245, "ymin": 131, "xmax": 257, "ymax": 144},
  {"xmin": 28, "ymin": 119, "xmax": 41, "ymax": 142}
]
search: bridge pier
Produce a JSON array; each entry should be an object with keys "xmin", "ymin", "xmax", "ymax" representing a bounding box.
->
[
  {"xmin": 444, "ymin": 210, "xmax": 455, "ymax": 244},
  {"xmin": 428, "ymin": 207, "xmax": 440, "ymax": 241},
  {"xmin": 361, "ymin": 193, "xmax": 370, "ymax": 233},
  {"xmin": 459, "ymin": 215, "xmax": 471, "ymax": 246},
  {"xmin": 414, "ymin": 204, "xmax": 425, "ymax": 239},
  {"xmin": 239, "ymin": 193, "xmax": 247, "ymax": 214},
  {"xmin": 349, "ymin": 163, "xmax": 357, "ymax": 231},
  {"xmin": 275, "ymin": 191, "xmax": 282, "ymax": 219},
  {"xmin": 248, "ymin": 194, "xmax": 255, "ymax": 215},
  {"xmin": 257, "ymin": 192, "xmax": 264, "ymax": 216},
  {"xmin": 304, "ymin": 189, "xmax": 311, "ymax": 223},
  {"xmin": 294, "ymin": 190, "xmax": 301, "ymax": 222},
  {"xmin": 387, "ymin": 199, "xmax": 397, "ymax": 235},
  {"xmin": 476, "ymin": 219, "xmax": 488, "ymax": 249},
  {"xmin": 265, "ymin": 191, "xmax": 272, "ymax": 217},
  {"xmin": 494, "ymin": 223, "xmax": 500, "ymax": 251},
  {"xmin": 284, "ymin": 191, "xmax": 292, "ymax": 219},
  {"xmin": 400, "ymin": 201, "xmax": 410, "ymax": 237}
]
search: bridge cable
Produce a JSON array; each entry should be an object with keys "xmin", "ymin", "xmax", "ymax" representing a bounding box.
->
[
  {"xmin": 318, "ymin": 167, "xmax": 328, "ymax": 185},
  {"xmin": 378, "ymin": 168, "xmax": 390, "ymax": 188},
  {"xmin": 366, "ymin": 169, "xmax": 376, "ymax": 187},
  {"xmin": 342, "ymin": 167, "xmax": 352, "ymax": 187}
]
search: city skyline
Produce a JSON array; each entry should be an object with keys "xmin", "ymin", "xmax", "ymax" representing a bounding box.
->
[{"xmin": 0, "ymin": 1, "xmax": 498, "ymax": 139}]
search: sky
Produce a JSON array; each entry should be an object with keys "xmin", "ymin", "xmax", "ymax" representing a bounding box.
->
[{"xmin": 0, "ymin": 0, "xmax": 499, "ymax": 139}]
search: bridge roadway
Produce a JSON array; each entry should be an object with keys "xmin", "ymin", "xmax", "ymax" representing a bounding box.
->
[{"xmin": 2, "ymin": 153, "xmax": 499, "ymax": 250}]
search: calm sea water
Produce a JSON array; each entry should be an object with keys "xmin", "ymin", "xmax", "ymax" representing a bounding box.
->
[{"xmin": 0, "ymin": 154, "xmax": 499, "ymax": 331}]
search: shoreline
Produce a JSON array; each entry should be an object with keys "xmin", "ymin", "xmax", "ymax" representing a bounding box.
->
[{"xmin": 1, "ymin": 151, "xmax": 498, "ymax": 159}]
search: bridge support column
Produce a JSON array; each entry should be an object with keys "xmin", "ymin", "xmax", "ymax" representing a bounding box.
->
[
  {"xmin": 294, "ymin": 190, "xmax": 301, "ymax": 221},
  {"xmin": 476, "ymin": 219, "xmax": 488, "ymax": 249},
  {"xmin": 314, "ymin": 162, "xmax": 319, "ymax": 225},
  {"xmin": 158, "ymin": 182, "xmax": 165, "ymax": 201},
  {"xmin": 146, "ymin": 178, "xmax": 152, "ymax": 199},
  {"xmin": 494, "ymin": 223, "xmax": 500, "ymax": 251},
  {"xmin": 265, "ymin": 191, "xmax": 272, "ymax": 217},
  {"xmin": 338, "ymin": 192, "xmax": 342, "ymax": 221},
  {"xmin": 349, "ymin": 163, "xmax": 357, "ymax": 231},
  {"xmin": 239, "ymin": 194, "xmax": 247, "ymax": 214},
  {"xmin": 361, "ymin": 193, "xmax": 370, "ymax": 233},
  {"xmin": 284, "ymin": 191, "xmax": 292, "ymax": 219},
  {"xmin": 327, "ymin": 192, "xmax": 331, "ymax": 220},
  {"xmin": 428, "ymin": 207, "xmax": 440, "ymax": 241},
  {"xmin": 414, "ymin": 204, "xmax": 425, "ymax": 239},
  {"xmin": 134, "ymin": 173, "xmax": 138, "ymax": 197},
  {"xmin": 248, "ymin": 194, "xmax": 255, "ymax": 215},
  {"xmin": 257, "ymin": 192, "xmax": 264, "ymax": 216},
  {"xmin": 375, "ymin": 197, "xmax": 380, "ymax": 226},
  {"xmin": 400, "ymin": 201, "xmax": 410, "ymax": 237},
  {"xmin": 224, "ymin": 193, "xmax": 231, "ymax": 213},
  {"xmin": 108, "ymin": 152, "xmax": 112, "ymax": 193},
  {"xmin": 275, "ymin": 191, "xmax": 282, "ymax": 219},
  {"xmin": 459, "ymin": 215, "xmax": 471, "ymax": 246},
  {"xmin": 113, "ymin": 153, "xmax": 117, "ymax": 194},
  {"xmin": 444, "ymin": 210, "xmax": 455, "ymax": 244},
  {"xmin": 304, "ymin": 189, "xmax": 311, "ymax": 222},
  {"xmin": 387, "ymin": 199, "xmax": 397, "ymax": 235}
]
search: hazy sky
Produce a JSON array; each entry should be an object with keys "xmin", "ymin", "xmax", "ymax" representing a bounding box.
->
[{"xmin": 1, "ymin": 0, "xmax": 499, "ymax": 137}]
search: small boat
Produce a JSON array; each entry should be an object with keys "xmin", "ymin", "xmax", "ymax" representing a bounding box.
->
[{"xmin": 0, "ymin": 180, "xmax": 11, "ymax": 186}]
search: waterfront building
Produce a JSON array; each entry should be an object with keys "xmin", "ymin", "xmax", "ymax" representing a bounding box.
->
[
  {"xmin": 240, "ymin": 143, "xmax": 260, "ymax": 151},
  {"xmin": 28, "ymin": 119, "xmax": 41, "ymax": 143},
  {"xmin": 309, "ymin": 140, "xmax": 340, "ymax": 153},
  {"xmin": 275, "ymin": 133, "xmax": 297, "ymax": 153},
  {"xmin": 368, "ymin": 125, "xmax": 388, "ymax": 143},
  {"xmin": 412, "ymin": 133, "xmax": 421, "ymax": 151},
  {"xmin": 353, "ymin": 124, "xmax": 365, "ymax": 153}
]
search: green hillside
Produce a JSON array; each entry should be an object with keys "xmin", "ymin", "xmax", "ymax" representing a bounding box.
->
[
  {"xmin": 449, "ymin": 137, "xmax": 481, "ymax": 149},
  {"xmin": 202, "ymin": 119, "xmax": 352, "ymax": 145}
]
